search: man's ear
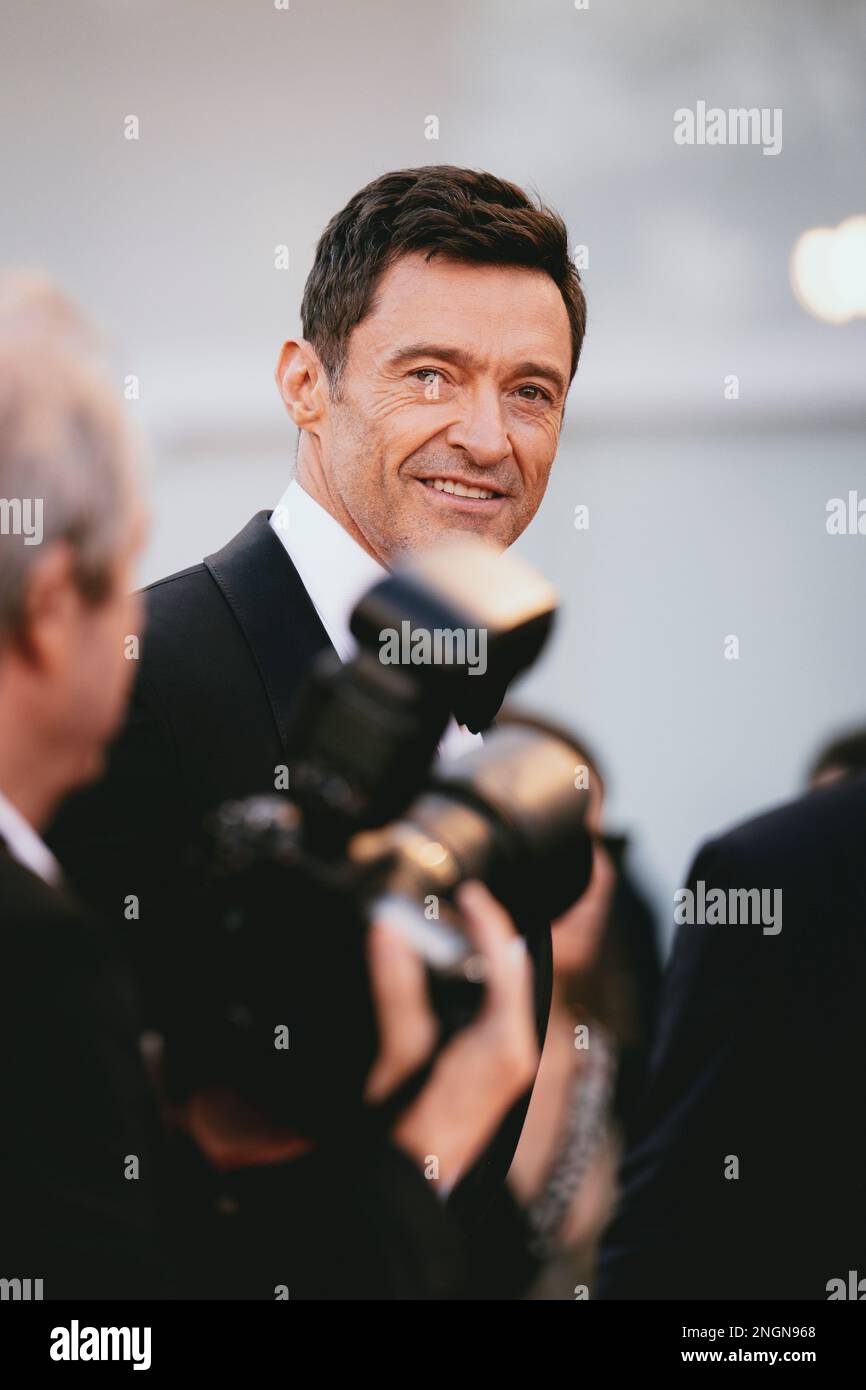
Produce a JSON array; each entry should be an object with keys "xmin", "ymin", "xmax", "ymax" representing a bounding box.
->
[
  {"xmin": 275, "ymin": 339, "xmax": 328, "ymax": 430},
  {"xmin": 15, "ymin": 541, "xmax": 79, "ymax": 672}
]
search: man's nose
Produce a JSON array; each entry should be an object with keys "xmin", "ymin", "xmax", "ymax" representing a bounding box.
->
[{"xmin": 445, "ymin": 386, "xmax": 511, "ymax": 468}]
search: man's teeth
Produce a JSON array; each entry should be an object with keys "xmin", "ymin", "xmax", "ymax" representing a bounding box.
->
[{"xmin": 424, "ymin": 478, "xmax": 497, "ymax": 500}]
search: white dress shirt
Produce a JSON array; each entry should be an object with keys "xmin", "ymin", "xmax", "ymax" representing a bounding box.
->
[
  {"xmin": 269, "ymin": 479, "xmax": 482, "ymax": 762},
  {"xmin": 0, "ymin": 787, "xmax": 61, "ymax": 886}
]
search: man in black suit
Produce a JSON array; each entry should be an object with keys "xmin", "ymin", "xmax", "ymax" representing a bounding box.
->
[
  {"xmin": 0, "ymin": 278, "xmax": 545, "ymax": 1301},
  {"xmin": 597, "ymin": 772, "xmax": 866, "ymax": 1300},
  {"xmin": 48, "ymin": 166, "xmax": 590, "ymax": 1265}
]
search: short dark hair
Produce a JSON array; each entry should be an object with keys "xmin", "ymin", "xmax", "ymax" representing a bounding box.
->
[{"xmin": 300, "ymin": 165, "xmax": 586, "ymax": 394}]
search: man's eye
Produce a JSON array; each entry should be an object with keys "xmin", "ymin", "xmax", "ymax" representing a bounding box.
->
[
  {"xmin": 411, "ymin": 368, "xmax": 442, "ymax": 386},
  {"xmin": 515, "ymin": 384, "xmax": 552, "ymax": 402}
]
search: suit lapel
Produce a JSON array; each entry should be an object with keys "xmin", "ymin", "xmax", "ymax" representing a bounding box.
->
[{"xmin": 204, "ymin": 511, "xmax": 334, "ymax": 752}]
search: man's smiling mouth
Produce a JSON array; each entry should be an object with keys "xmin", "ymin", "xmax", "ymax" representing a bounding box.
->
[{"xmin": 419, "ymin": 477, "xmax": 504, "ymax": 501}]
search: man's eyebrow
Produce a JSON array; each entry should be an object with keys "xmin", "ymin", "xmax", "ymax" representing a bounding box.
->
[
  {"xmin": 386, "ymin": 343, "xmax": 567, "ymax": 397},
  {"xmin": 387, "ymin": 343, "xmax": 479, "ymax": 372}
]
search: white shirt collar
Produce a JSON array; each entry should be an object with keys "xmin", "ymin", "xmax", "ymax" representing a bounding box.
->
[
  {"xmin": 269, "ymin": 478, "xmax": 482, "ymax": 762},
  {"xmin": 0, "ymin": 787, "xmax": 61, "ymax": 886},
  {"xmin": 269, "ymin": 477, "xmax": 385, "ymax": 662}
]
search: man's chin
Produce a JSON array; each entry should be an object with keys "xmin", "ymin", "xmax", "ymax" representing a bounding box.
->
[
  {"xmin": 405, "ymin": 517, "xmax": 507, "ymax": 557},
  {"xmin": 442, "ymin": 521, "xmax": 508, "ymax": 551},
  {"xmin": 406, "ymin": 491, "xmax": 511, "ymax": 549}
]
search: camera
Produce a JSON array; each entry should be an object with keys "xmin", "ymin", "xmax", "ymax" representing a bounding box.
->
[{"xmin": 178, "ymin": 539, "xmax": 594, "ymax": 1136}]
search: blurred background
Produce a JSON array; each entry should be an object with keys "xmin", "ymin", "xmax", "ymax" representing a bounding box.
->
[{"xmin": 2, "ymin": 0, "xmax": 864, "ymax": 945}]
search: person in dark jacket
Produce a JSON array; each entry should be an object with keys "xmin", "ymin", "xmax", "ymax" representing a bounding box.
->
[{"xmin": 597, "ymin": 772, "xmax": 866, "ymax": 1300}]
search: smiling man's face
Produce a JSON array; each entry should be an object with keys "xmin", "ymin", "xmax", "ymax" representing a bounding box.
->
[{"xmin": 290, "ymin": 253, "xmax": 574, "ymax": 565}]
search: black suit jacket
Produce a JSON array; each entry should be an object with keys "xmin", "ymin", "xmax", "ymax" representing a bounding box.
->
[
  {"xmin": 597, "ymin": 773, "xmax": 866, "ymax": 1300},
  {"xmin": 0, "ymin": 841, "xmax": 162, "ymax": 1298},
  {"xmin": 48, "ymin": 511, "xmax": 551, "ymax": 1293}
]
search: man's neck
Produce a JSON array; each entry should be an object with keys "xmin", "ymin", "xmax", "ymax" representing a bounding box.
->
[
  {"xmin": 0, "ymin": 707, "xmax": 64, "ymax": 834},
  {"xmin": 294, "ymin": 453, "xmax": 388, "ymax": 568}
]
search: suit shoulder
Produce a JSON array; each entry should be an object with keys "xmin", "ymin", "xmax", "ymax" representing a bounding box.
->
[
  {"xmin": 0, "ymin": 853, "xmax": 98, "ymax": 955},
  {"xmin": 136, "ymin": 561, "xmax": 234, "ymax": 658},
  {"xmin": 143, "ymin": 560, "xmax": 205, "ymax": 587},
  {"xmin": 140, "ymin": 561, "xmax": 211, "ymax": 606},
  {"xmin": 695, "ymin": 773, "xmax": 866, "ymax": 884},
  {"xmin": 705, "ymin": 772, "xmax": 866, "ymax": 855}
]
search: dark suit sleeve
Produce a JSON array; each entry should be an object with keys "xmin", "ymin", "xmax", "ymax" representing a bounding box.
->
[{"xmin": 0, "ymin": 877, "xmax": 163, "ymax": 1299}]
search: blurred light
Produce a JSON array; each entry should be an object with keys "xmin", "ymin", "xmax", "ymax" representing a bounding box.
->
[{"xmin": 790, "ymin": 216, "xmax": 866, "ymax": 323}]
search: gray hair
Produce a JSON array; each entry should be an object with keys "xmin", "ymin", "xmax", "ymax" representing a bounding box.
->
[{"xmin": 0, "ymin": 273, "xmax": 141, "ymax": 642}]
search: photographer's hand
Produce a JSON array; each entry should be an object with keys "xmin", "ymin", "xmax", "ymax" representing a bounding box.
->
[
  {"xmin": 182, "ymin": 883, "xmax": 537, "ymax": 1188},
  {"xmin": 366, "ymin": 880, "xmax": 539, "ymax": 1192}
]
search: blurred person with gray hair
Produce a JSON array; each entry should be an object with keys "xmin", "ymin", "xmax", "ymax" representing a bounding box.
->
[{"xmin": 0, "ymin": 276, "xmax": 160, "ymax": 1296}]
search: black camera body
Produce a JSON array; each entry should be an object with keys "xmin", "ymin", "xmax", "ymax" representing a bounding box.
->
[{"xmin": 180, "ymin": 540, "xmax": 593, "ymax": 1137}]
